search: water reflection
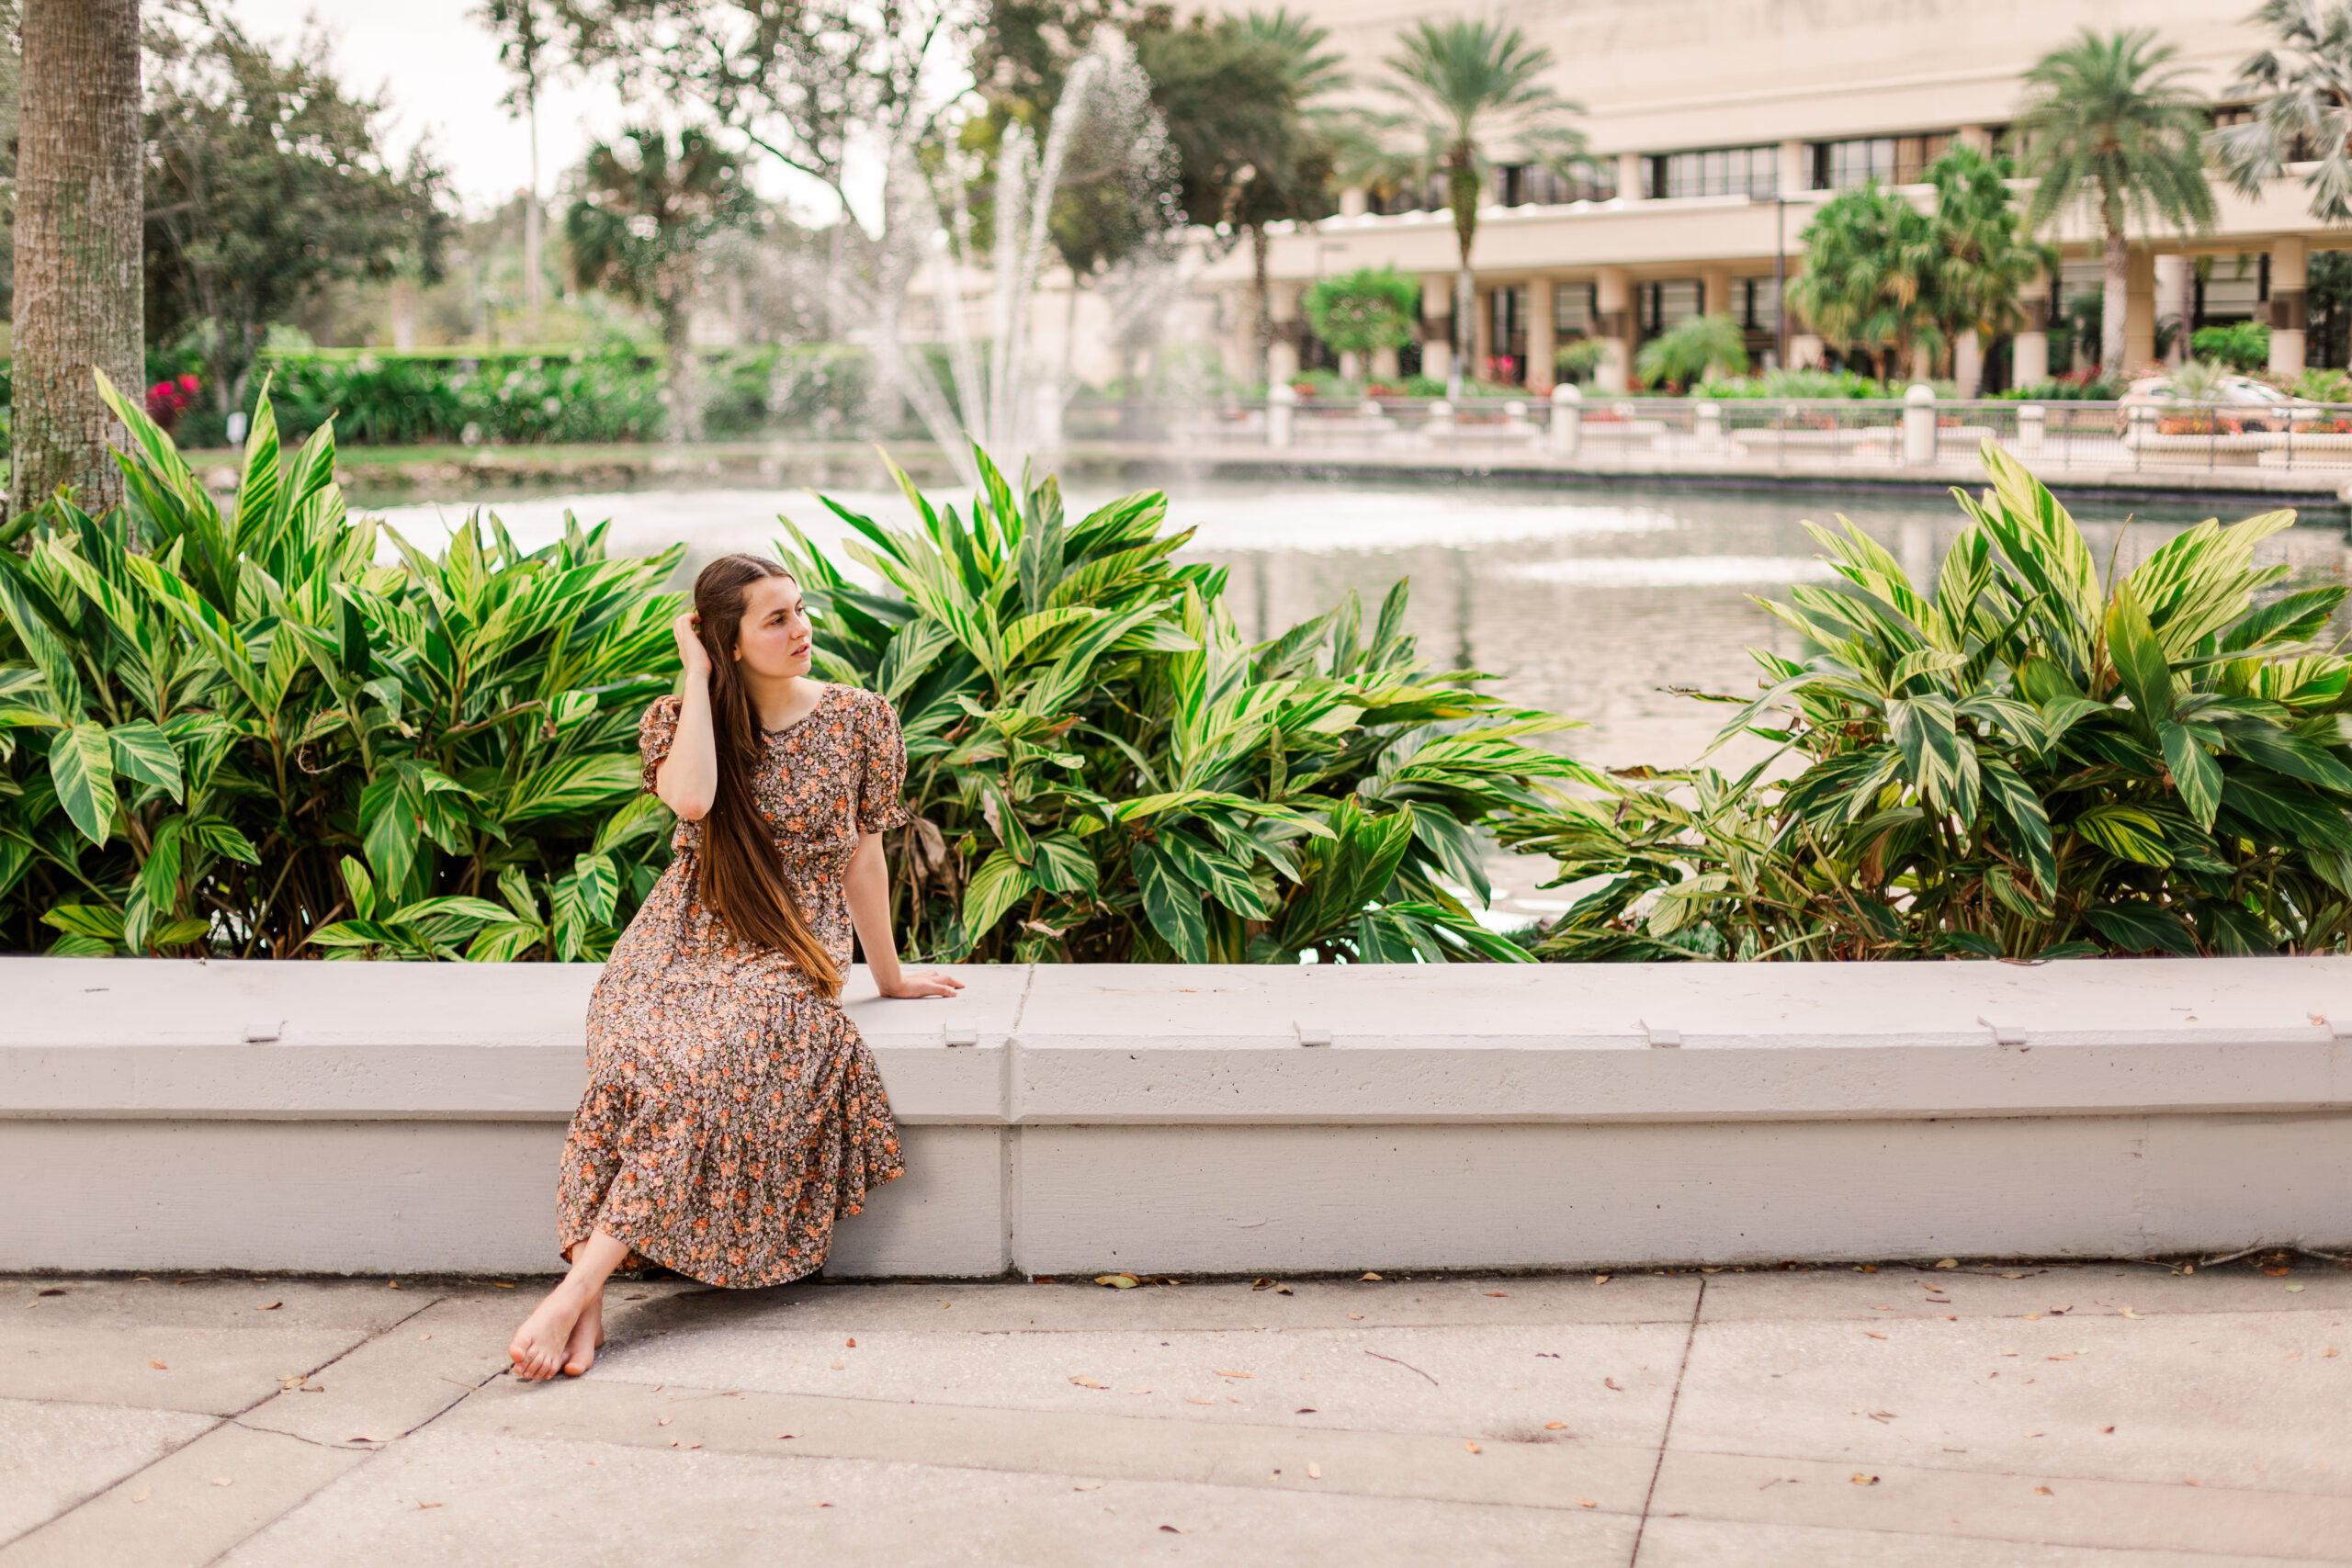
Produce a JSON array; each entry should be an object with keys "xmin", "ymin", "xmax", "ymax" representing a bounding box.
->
[{"xmin": 372, "ymin": 474, "xmax": 2352, "ymax": 773}]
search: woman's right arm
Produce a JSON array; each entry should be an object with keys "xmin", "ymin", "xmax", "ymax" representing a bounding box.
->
[{"xmin": 654, "ymin": 612, "xmax": 718, "ymax": 822}]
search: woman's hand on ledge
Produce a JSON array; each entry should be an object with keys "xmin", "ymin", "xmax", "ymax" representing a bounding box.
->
[{"xmin": 876, "ymin": 969, "xmax": 966, "ymax": 999}]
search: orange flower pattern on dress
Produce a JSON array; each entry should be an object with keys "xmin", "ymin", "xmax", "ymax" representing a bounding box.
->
[{"xmin": 555, "ymin": 683, "xmax": 913, "ymax": 1288}]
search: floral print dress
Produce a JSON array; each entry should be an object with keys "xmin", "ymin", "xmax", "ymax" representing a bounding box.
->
[{"xmin": 556, "ymin": 684, "xmax": 911, "ymax": 1288}]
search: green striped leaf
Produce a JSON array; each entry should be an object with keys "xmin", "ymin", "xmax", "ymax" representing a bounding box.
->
[
  {"xmin": 47, "ymin": 721, "xmax": 116, "ymax": 844},
  {"xmin": 1132, "ymin": 840, "xmax": 1209, "ymax": 962},
  {"xmin": 108, "ymin": 720, "xmax": 184, "ymax": 801}
]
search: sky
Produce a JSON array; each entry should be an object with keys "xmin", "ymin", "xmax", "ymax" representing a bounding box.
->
[{"xmin": 222, "ymin": 0, "xmax": 629, "ymax": 211}]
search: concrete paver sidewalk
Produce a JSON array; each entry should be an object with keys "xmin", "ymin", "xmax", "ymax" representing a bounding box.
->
[{"xmin": 0, "ymin": 1261, "xmax": 2346, "ymax": 1566}]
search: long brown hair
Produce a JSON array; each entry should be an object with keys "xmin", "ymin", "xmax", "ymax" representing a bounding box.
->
[{"xmin": 690, "ymin": 554, "xmax": 842, "ymax": 998}]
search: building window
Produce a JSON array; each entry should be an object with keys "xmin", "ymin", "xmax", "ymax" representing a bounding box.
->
[
  {"xmin": 1646, "ymin": 145, "xmax": 1779, "ymax": 200},
  {"xmin": 1740, "ymin": 277, "xmax": 1780, "ymax": 332},
  {"xmin": 1638, "ymin": 279, "xmax": 1703, "ymax": 341},
  {"xmin": 1811, "ymin": 132, "xmax": 1954, "ymax": 190},
  {"xmin": 1368, "ymin": 175, "xmax": 1449, "ymax": 216},
  {"xmin": 1555, "ymin": 281, "xmax": 1597, "ymax": 335},
  {"xmin": 1496, "ymin": 163, "xmax": 1615, "ymax": 206}
]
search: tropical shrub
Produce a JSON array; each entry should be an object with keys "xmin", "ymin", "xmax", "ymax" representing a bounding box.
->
[
  {"xmin": 1995, "ymin": 375, "xmax": 2122, "ymax": 401},
  {"xmin": 778, "ymin": 450, "xmax": 1592, "ymax": 964},
  {"xmin": 1696, "ymin": 367, "xmax": 1895, "ymax": 400},
  {"xmin": 2192, "ymin": 321, "xmax": 2271, "ymax": 373},
  {"xmin": 1302, "ymin": 267, "xmax": 1420, "ymax": 359},
  {"xmin": 0, "ymin": 375, "xmax": 685, "ymax": 959},
  {"xmin": 1553, "ymin": 339, "xmax": 1605, "ymax": 384},
  {"xmin": 1634, "ymin": 315, "xmax": 1747, "ymax": 391},
  {"xmin": 1503, "ymin": 442, "xmax": 2352, "ymax": 960}
]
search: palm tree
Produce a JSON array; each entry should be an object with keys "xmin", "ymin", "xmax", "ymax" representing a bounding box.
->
[
  {"xmin": 1363, "ymin": 19, "xmax": 1585, "ymax": 398},
  {"xmin": 1238, "ymin": 9, "xmax": 1348, "ymax": 384},
  {"xmin": 1634, "ymin": 316, "xmax": 1747, "ymax": 391},
  {"xmin": 2013, "ymin": 28, "xmax": 2216, "ymax": 375},
  {"xmin": 1786, "ymin": 184, "xmax": 1942, "ymax": 380},
  {"xmin": 565, "ymin": 127, "xmax": 755, "ymax": 443},
  {"xmin": 2213, "ymin": 1, "xmax": 2352, "ymax": 222},
  {"xmin": 1927, "ymin": 143, "xmax": 2059, "ymax": 393}
]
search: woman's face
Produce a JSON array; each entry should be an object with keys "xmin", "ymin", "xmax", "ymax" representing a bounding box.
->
[{"xmin": 731, "ymin": 574, "xmax": 812, "ymax": 681}]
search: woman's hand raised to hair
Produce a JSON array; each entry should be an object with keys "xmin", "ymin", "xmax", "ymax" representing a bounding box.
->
[
  {"xmin": 671, "ymin": 610, "xmax": 712, "ymax": 679},
  {"xmin": 877, "ymin": 969, "xmax": 966, "ymax": 999}
]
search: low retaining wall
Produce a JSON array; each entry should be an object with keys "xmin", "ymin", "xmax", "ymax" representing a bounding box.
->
[{"xmin": 6, "ymin": 958, "xmax": 2349, "ymax": 1276}]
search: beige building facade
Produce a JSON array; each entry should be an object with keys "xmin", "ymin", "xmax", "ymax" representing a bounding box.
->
[{"xmin": 1196, "ymin": 0, "xmax": 2341, "ymax": 393}]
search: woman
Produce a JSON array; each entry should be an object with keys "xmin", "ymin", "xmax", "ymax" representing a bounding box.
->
[{"xmin": 508, "ymin": 553, "xmax": 962, "ymax": 1381}]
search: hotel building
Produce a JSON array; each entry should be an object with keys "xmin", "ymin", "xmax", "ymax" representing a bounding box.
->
[{"xmin": 1192, "ymin": 0, "xmax": 2337, "ymax": 393}]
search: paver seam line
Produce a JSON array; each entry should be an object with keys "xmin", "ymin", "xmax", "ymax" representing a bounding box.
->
[
  {"xmin": 1657, "ymin": 1443, "xmax": 2352, "ymax": 1507},
  {"xmin": 0, "ymin": 1292, "xmax": 448, "ymax": 1563},
  {"xmin": 1626, "ymin": 1275, "xmax": 1704, "ymax": 1567},
  {"xmin": 423, "ymin": 1407, "xmax": 1647, "ymax": 1517},
  {"xmin": 0, "ymin": 1292, "xmax": 447, "ymax": 1552}
]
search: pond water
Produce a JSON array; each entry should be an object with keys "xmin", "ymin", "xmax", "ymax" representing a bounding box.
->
[{"xmin": 375, "ymin": 472, "xmax": 2352, "ymax": 775}]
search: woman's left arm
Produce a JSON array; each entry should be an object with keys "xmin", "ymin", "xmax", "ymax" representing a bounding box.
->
[{"xmin": 846, "ymin": 832, "xmax": 964, "ymax": 999}]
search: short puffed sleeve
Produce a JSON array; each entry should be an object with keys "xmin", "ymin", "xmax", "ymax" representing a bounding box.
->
[
  {"xmin": 854, "ymin": 691, "xmax": 912, "ymax": 835},
  {"xmin": 639, "ymin": 694, "xmax": 684, "ymax": 793}
]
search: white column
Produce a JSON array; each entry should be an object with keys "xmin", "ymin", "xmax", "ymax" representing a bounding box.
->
[
  {"xmin": 1420, "ymin": 272, "xmax": 1453, "ymax": 385},
  {"xmin": 1528, "ymin": 278, "xmax": 1556, "ymax": 393},
  {"xmin": 1267, "ymin": 383, "xmax": 1295, "ymax": 448},
  {"xmin": 1595, "ymin": 266, "xmax": 1631, "ymax": 393},
  {"xmin": 2125, "ymin": 247, "xmax": 2157, "ymax": 371},
  {"xmin": 1339, "ymin": 186, "xmax": 1368, "ymax": 219},
  {"xmin": 1778, "ymin": 141, "xmax": 1809, "ymax": 197},
  {"xmin": 1954, "ymin": 330, "xmax": 1984, "ymax": 399},
  {"xmin": 2014, "ymin": 268, "xmax": 2051, "ymax": 388},
  {"xmin": 1268, "ymin": 282, "xmax": 1300, "ymax": 387},
  {"xmin": 1902, "ymin": 383, "xmax": 1938, "ymax": 466},
  {"xmin": 2154, "ymin": 254, "xmax": 2189, "ymax": 366},
  {"xmin": 1549, "ymin": 383, "xmax": 1581, "ymax": 457},
  {"xmin": 1702, "ymin": 266, "xmax": 1733, "ymax": 321},
  {"xmin": 1957, "ymin": 124, "xmax": 1992, "ymax": 154},
  {"xmin": 1618, "ymin": 152, "xmax": 1646, "ymax": 201},
  {"xmin": 2272, "ymin": 236, "xmax": 2309, "ymax": 377}
]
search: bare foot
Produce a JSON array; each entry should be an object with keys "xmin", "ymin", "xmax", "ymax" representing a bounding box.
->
[
  {"xmin": 562, "ymin": 1289, "xmax": 605, "ymax": 1377},
  {"xmin": 508, "ymin": 1283, "xmax": 588, "ymax": 1382}
]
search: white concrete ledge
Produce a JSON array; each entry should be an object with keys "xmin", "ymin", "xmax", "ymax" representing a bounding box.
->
[{"xmin": 5, "ymin": 957, "xmax": 2349, "ymax": 1275}]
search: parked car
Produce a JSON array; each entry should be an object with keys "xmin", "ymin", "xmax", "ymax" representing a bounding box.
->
[{"xmin": 2119, "ymin": 373, "xmax": 2294, "ymax": 434}]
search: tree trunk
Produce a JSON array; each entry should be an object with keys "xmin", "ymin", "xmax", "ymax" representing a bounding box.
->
[
  {"xmin": 10, "ymin": 0, "xmax": 142, "ymax": 517},
  {"xmin": 2100, "ymin": 222, "xmax": 2128, "ymax": 378},
  {"xmin": 1453, "ymin": 266, "xmax": 1474, "ymax": 396},
  {"xmin": 1250, "ymin": 223, "xmax": 1272, "ymax": 386},
  {"xmin": 661, "ymin": 298, "xmax": 703, "ymax": 444}
]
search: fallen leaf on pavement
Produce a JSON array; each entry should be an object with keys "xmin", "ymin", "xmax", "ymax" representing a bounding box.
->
[
  {"xmin": 1865, "ymin": 1332, "xmax": 1888, "ymax": 1340},
  {"xmin": 1073, "ymin": 1482, "xmax": 1102, "ymax": 1491},
  {"xmin": 148, "ymin": 1360, "xmax": 166, "ymax": 1371},
  {"xmin": 1126, "ymin": 1388, "xmax": 1151, "ymax": 1394},
  {"xmin": 1215, "ymin": 1370, "xmax": 1253, "ymax": 1379},
  {"xmin": 1184, "ymin": 1398, "xmax": 1215, "ymax": 1404},
  {"xmin": 657, "ymin": 1416, "xmax": 673, "ymax": 1427},
  {"xmin": 1069, "ymin": 1376, "xmax": 1109, "ymax": 1389},
  {"xmin": 2119, "ymin": 1308, "xmax": 2142, "ymax": 1319},
  {"xmin": 1159, "ymin": 1525, "xmax": 1188, "ymax": 1534},
  {"xmin": 1094, "ymin": 1274, "xmax": 1138, "ymax": 1290},
  {"xmin": 1850, "ymin": 1473, "xmax": 1878, "ymax": 1486},
  {"xmin": 209, "ymin": 1477, "xmax": 232, "ymax": 1487},
  {"xmin": 2184, "ymin": 1478, "xmax": 2202, "ymax": 1487},
  {"xmin": 255, "ymin": 1302, "xmax": 281, "ymax": 1312},
  {"xmin": 1484, "ymin": 1292, "xmax": 1508, "ymax": 1298},
  {"xmin": 1359, "ymin": 1272, "xmax": 1382, "ymax": 1281},
  {"xmin": 418, "ymin": 1502, "xmax": 444, "ymax": 1510},
  {"xmin": 1544, "ymin": 1422, "xmax": 1567, "ymax": 1430},
  {"xmin": 2264, "ymin": 1267, "xmax": 2290, "ymax": 1277},
  {"xmin": 2287, "ymin": 1283, "xmax": 2307, "ymax": 1293},
  {"xmin": 36, "ymin": 1288, "xmax": 64, "ymax": 1297},
  {"xmin": 2100, "ymin": 1426, "xmax": 2115, "ymax": 1433},
  {"xmin": 1576, "ymin": 1499, "xmax": 1596, "ymax": 1508},
  {"xmin": 2326, "ymin": 1349, "xmax": 2341, "ymax": 1358},
  {"xmin": 1603, "ymin": 1378, "xmax": 1623, "ymax": 1391},
  {"xmin": 1464, "ymin": 1440, "xmax": 1481, "ymax": 1454},
  {"xmin": 130, "ymin": 1484, "xmax": 150, "ymax": 1504},
  {"xmin": 1595, "ymin": 1274, "xmax": 1611, "ymax": 1284},
  {"xmin": 1935, "ymin": 1258, "xmax": 1957, "ymax": 1269},
  {"xmin": 844, "ymin": 1338, "xmax": 855, "ymax": 1348},
  {"xmin": 1306, "ymin": 1462, "xmax": 1321, "ymax": 1480},
  {"xmin": 2033, "ymin": 1486, "xmax": 2054, "ymax": 1496},
  {"xmin": 1347, "ymin": 1313, "xmax": 1364, "ymax": 1320}
]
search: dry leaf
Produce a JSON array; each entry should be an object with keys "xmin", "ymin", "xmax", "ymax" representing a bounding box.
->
[
  {"xmin": 1864, "ymin": 1332, "xmax": 1887, "ymax": 1340},
  {"xmin": 2326, "ymin": 1348, "xmax": 2341, "ymax": 1358},
  {"xmin": 130, "ymin": 1484, "xmax": 150, "ymax": 1504},
  {"xmin": 1464, "ymin": 1439, "xmax": 1482, "ymax": 1454},
  {"xmin": 209, "ymin": 1477, "xmax": 233, "ymax": 1487},
  {"xmin": 1484, "ymin": 1292, "xmax": 1508, "ymax": 1298},
  {"xmin": 1999, "ymin": 1348, "xmax": 2018, "ymax": 1357},
  {"xmin": 1094, "ymin": 1274, "xmax": 1139, "ymax": 1290},
  {"xmin": 1073, "ymin": 1482, "xmax": 1102, "ymax": 1491},
  {"xmin": 417, "ymin": 1501, "xmax": 445, "ymax": 1510},
  {"xmin": 2046, "ymin": 1354, "xmax": 2075, "ymax": 1362},
  {"xmin": 491, "ymin": 1282, "xmax": 515, "ymax": 1290},
  {"xmin": 844, "ymin": 1338, "xmax": 855, "ymax": 1348},
  {"xmin": 1306, "ymin": 1462, "xmax": 1322, "ymax": 1480},
  {"xmin": 1347, "ymin": 1312, "xmax": 1364, "ymax": 1321},
  {"xmin": 2287, "ymin": 1283, "xmax": 2307, "ymax": 1293},
  {"xmin": 1544, "ymin": 1421, "xmax": 1567, "ymax": 1430},
  {"xmin": 1594, "ymin": 1274, "xmax": 1611, "ymax": 1284},
  {"xmin": 1215, "ymin": 1370, "xmax": 1253, "ymax": 1379},
  {"xmin": 2099, "ymin": 1425, "xmax": 2115, "ymax": 1434},
  {"xmin": 36, "ymin": 1288, "xmax": 64, "ymax": 1297},
  {"xmin": 1069, "ymin": 1376, "xmax": 1109, "ymax": 1389},
  {"xmin": 658, "ymin": 1416, "xmax": 673, "ymax": 1427},
  {"xmin": 2033, "ymin": 1485, "xmax": 2054, "ymax": 1496},
  {"xmin": 829, "ymin": 1362, "xmax": 844, "ymax": 1371},
  {"xmin": 1849, "ymin": 1473, "xmax": 1879, "ymax": 1486},
  {"xmin": 2184, "ymin": 1479, "xmax": 2203, "ymax": 1487},
  {"xmin": 2120, "ymin": 1308, "xmax": 2143, "ymax": 1320},
  {"xmin": 1935, "ymin": 1258, "xmax": 1957, "ymax": 1269},
  {"xmin": 2022, "ymin": 1314, "xmax": 2041, "ymax": 1321},
  {"xmin": 1576, "ymin": 1498, "xmax": 1596, "ymax": 1508},
  {"xmin": 1126, "ymin": 1388, "xmax": 1150, "ymax": 1394},
  {"xmin": 1184, "ymin": 1397, "xmax": 1215, "ymax": 1405},
  {"xmin": 2264, "ymin": 1267, "xmax": 2290, "ymax": 1277},
  {"xmin": 149, "ymin": 1360, "xmax": 167, "ymax": 1371},
  {"xmin": 777, "ymin": 1433, "xmax": 798, "ymax": 1439},
  {"xmin": 1359, "ymin": 1272, "xmax": 1382, "ymax": 1281},
  {"xmin": 255, "ymin": 1302, "xmax": 281, "ymax": 1312},
  {"xmin": 1603, "ymin": 1378, "xmax": 1623, "ymax": 1391},
  {"xmin": 1159, "ymin": 1525, "xmax": 1188, "ymax": 1534}
]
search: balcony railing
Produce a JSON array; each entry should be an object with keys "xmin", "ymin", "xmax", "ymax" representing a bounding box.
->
[{"xmin": 1059, "ymin": 393, "xmax": 2352, "ymax": 481}]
